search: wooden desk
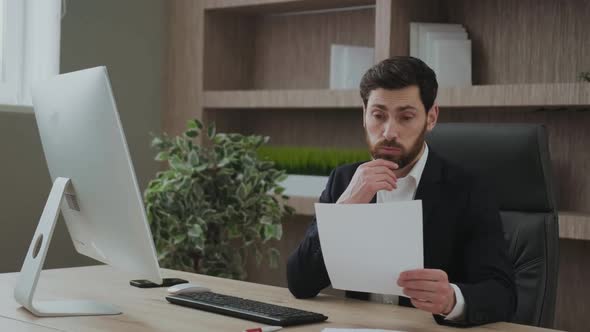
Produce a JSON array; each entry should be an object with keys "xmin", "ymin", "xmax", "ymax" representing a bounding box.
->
[
  {"xmin": 0, "ymin": 266, "xmax": 559, "ymax": 332},
  {"xmin": 0, "ymin": 316, "xmax": 59, "ymax": 331}
]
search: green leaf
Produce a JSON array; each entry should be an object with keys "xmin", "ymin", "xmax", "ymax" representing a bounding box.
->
[
  {"xmin": 170, "ymin": 156, "xmax": 187, "ymax": 172},
  {"xmin": 259, "ymin": 215, "xmax": 273, "ymax": 225},
  {"xmin": 173, "ymin": 234, "xmax": 186, "ymax": 244},
  {"xmin": 227, "ymin": 224, "xmax": 241, "ymax": 239},
  {"xmin": 151, "ymin": 136, "xmax": 164, "ymax": 148},
  {"xmin": 207, "ymin": 122, "xmax": 216, "ymax": 139},
  {"xmin": 217, "ymin": 157, "xmax": 231, "ymax": 168},
  {"xmin": 237, "ymin": 183, "xmax": 248, "ymax": 200},
  {"xmin": 188, "ymin": 224, "xmax": 204, "ymax": 238},
  {"xmin": 187, "ymin": 119, "xmax": 203, "ymax": 130},
  {"xmin": 185, "ymin": 129, "xmax": 198, "ymax": 138},
  {"xmin": 155, "ymin": 151, "xmax": 170, "ymax": 161},
  {"xmin": 263, "ymin": 223, "xmax": 282, "ymax": 241},
  {"xmin": 188, "ymin": 150, "xmax": 199, "ymax": 165},
  {"xmin": 195, "ymin": 164, "xmax": 208, "ymax": 172}
]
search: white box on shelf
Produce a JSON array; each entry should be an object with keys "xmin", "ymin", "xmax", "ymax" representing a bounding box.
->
[
  {"xmin": 432, "ymin": 39, "xmax": 472, "ymax": 87},
  {"xmin": 410, "ymin": 22, "xmax": 465, "ymax": 59},
  {"xmin": 423, "ymin": 30, "xmax": 468, "ymax": 68},
  {"xmin": 281, "ymin": 174, "xmax": 329, "ymax": 198},
  {"xmin": 329, "ymin": 44, "xmax": 375, "ymax": 90}
]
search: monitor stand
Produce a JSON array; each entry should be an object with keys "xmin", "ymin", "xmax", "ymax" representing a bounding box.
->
[{"xmin": 13, "ymin": 177, "xmax": 121, "ymax": 317}]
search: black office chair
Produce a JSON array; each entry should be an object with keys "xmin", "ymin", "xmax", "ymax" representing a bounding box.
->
[{"xmin": 426, "ymin": 123, "xmax": 559, "ymax": 328}]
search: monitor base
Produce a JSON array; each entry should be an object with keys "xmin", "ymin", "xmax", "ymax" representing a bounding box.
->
[{"xmin": 13, "ymin": 177, "xmax": 121, "ymax": 317}]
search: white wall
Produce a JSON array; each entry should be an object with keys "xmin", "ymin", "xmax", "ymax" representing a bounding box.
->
[{"xmin": 0, "ymin": 0, "xmax": 165, "ymax": 272}]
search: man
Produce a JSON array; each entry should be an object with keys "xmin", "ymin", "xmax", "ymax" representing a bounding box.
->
[{"xmin": 286, "ymin": 56, "xmax": 516, "ymax": 327}]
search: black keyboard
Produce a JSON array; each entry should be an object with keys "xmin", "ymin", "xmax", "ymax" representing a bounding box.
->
[{"xmin": 166, "ymin": 291, "xmax": 328, "ymax": 326}]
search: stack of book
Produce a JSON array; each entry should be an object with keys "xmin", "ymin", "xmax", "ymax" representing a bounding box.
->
[
  {"xmin": 329, "ymin": 44, "xmax": 375, "ymax": 90},
  {"xmin": 410, "ymin": 23, "xmax": 472, "ymax": 87}
]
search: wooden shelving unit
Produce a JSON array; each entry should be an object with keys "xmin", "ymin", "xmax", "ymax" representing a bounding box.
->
[
  {"xmin": 204, "ymin": 0, "xmax": 374, "ymax": 13},
  {"xmin": 166, "ymin": 0, "xmax": 590, "ymax": 329},
  {"xmin": 286, "ymin": 195, "xmax": 590, "ymax": 241},
  {"xmin": 203, "ymin": 89, "xmax": 361, "ymax": 109},
  {"xmin": 438, "ymin": 83, "xmax": 590, "ymax": 108},
  {"xmin": 203, "ymin": 83, "xmax": 590, "ymax": 109}
]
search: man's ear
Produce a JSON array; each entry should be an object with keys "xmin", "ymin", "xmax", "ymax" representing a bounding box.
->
[
  {"xmin": 426, "ymin": 104, "xmax": 439, "ymax": 132},
  {"xmin": 362, "ymin": 104, "xmax": 367, "ymax": 129}
]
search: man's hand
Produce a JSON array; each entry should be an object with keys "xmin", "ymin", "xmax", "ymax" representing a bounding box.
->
[
  {"xmin": 336, "ymin": 159, "xmax": 398, "ymax": 204},
  {"xmin": 397, "ymin": 269, "xmax": 456, "ymax": 316}
]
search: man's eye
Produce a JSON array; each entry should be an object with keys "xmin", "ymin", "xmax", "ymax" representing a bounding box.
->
[
  {"xmin": 401, "ymin": 116, "xmax": 414, "ymax": 121},
  {"xmin": 373, "ymin": 113, "xmax": 384, "ymax": 120}
]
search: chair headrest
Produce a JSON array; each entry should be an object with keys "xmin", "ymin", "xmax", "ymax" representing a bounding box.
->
[{"xmin": 426, "ymin": 123, "xmax": 555, "ymax": 212}]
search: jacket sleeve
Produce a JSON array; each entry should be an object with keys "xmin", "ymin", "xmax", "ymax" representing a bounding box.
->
[
  {"xmin": 435, "ymin": 179, "xmax": 517, "ymax": 327},
  {"xmin": 286, "ymin": 169, "xmax": 336, "ymax": 299}
]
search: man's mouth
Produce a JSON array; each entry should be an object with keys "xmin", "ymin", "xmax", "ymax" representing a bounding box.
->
[{"xmin": 377, "ymin": 146, "xmax": 402, "ymax": 154}]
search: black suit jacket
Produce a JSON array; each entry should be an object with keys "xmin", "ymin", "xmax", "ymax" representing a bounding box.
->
[{"xmin": 286, "ymin": 150, "xmax": 517, "ymax": 327}]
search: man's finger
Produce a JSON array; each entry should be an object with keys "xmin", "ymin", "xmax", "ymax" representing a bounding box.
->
[
  {"xmin": 399, "ymin": 269, "xmax": 447, "ymax": 282},
  {"xmin": 403, "ymin": 288, "xmax": 437, "ymax": 302},
  {"xmin": 398, "ymin": 280, "xmax": 439, "ymax": 292},
  {"xmin": 369, "ymin": 174, "xmax": 397, "ymax": 189},
  {"xmin": 370, "ymin": 166, "xmax": 398, "ymax": 181},
  {"xmin": 410, "ymin": 298, "xmax": 438, "ymax": 314},
  {"xmin": 365, "ymin": 159, "xmax": 399, "ymax": 170}
]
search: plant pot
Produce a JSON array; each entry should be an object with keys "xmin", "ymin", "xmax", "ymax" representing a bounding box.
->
[{"xmin": 280, "ymin": 174, "xmax": 329, "ymax": 198}]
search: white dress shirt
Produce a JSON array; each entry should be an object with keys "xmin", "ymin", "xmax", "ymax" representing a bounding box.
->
[{"xmin": 369, "ymin": 144, "xmax": 466, "ymax": 321}]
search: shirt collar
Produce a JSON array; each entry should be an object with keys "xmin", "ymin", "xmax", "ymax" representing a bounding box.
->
[{"xmin": 405, "ymin": 143, "xmax": 429, "ymax": 185}]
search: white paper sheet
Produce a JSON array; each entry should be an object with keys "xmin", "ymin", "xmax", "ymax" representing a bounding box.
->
[{"xmin": 315, "ymin": 201, "xmax": 423, "ymax": 296}]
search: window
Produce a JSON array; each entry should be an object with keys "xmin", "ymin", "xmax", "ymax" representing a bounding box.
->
[
  {"xmin": 0, "ymin": 0, "xmax": 4, "ymax": 80},
  {"xmin": 0, "ymin": 0, "xmax": 61, "ymax": 106}
]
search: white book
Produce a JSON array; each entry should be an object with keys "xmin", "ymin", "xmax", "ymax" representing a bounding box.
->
[
  {"xmin": 413, "ymin": 23, "xmax": 465, "ymax": 62},
  {"xmin": 423, "ymin": 30, "xmax": 468, "ymax": 68},
  {"xmin": 329, "ymin": 44, "xmax": 375, "ymax": 89},
  {"xmin": 432, "ymin": 39, "xmax": 472, "ymax": 87}
]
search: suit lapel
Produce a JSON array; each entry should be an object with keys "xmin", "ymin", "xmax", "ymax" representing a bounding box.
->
[
  {"xmin": 415, "ymin": 151, "xmax": 444, "ymax": 225},
  {"xmin": 414, "ymin": 152, "xmax": 444, "ymax": 267}
]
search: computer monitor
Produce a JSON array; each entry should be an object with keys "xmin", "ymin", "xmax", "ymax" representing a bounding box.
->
[{"xmin": 14, "ymin": 67, "xmax": 162, "ymax": 317}]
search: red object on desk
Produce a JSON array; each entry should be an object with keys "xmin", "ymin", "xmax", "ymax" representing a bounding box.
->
[{"xmin": 243, "ymin": 327, "xmax": 282, "ymax": 332}]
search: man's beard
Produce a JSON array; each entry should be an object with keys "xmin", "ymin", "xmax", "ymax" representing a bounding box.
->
[{"xmin": 367, "ymin": 122, "xmax": 427, "ymax": 169}]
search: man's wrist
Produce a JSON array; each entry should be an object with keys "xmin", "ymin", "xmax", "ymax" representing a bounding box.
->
[
  {"xmin": 443, "ymin": 286, "xmax": 457, "ymax": 315},
  {"xmin": 443, "ymin": 284, "xmax": 466, "ymax": 321}
]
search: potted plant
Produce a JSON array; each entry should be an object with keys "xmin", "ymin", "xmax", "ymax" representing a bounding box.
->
[
  {"xmin": 257, "ymin": 146, "xmax": 369, "ymax": 197},
  {"xmin": 144, "ymin": 120, "xmax": 294, "ymax": 280}
]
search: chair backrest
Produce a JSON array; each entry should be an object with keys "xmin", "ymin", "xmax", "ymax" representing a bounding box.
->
[{"xmin": 426, "ymin": 123, "xmax": 559, "ymax": 328}]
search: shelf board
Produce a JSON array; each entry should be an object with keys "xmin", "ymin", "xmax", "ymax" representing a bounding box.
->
[
  {"xmin": 204, "ymin": 0, "xmax": 375, "ymax": 13},
  {"xmin": 437, "ymin": 83, "xmax": 590, "ymax": 108},
  {"xmin": 203, "ymin": 89, "xmax": 362, "ymax": 109},
  {"xmin": 203, "ymin": 84, "xmax": 590, "ymax": 110},
  {"xmin": 560, "ymin": 211, "xmax": 590, "ymax": 241},
  {"xmin": 286, "ymin": 196, "xmax": 590, "ymax": 241}
]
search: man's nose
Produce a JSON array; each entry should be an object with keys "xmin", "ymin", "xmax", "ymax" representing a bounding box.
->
[{"xmin": 383, "ymin": 119, "xmax": 399, "ymax": 141}]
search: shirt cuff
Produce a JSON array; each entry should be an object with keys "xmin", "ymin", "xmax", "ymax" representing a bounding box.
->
[{"xmin": 444, "ymin": 283, "xmax": 466, "ymax": 321}]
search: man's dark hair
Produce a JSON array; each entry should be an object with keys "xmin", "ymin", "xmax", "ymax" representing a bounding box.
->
[{"xmin": 360, "ymin": 56, "xmax": 438, "ymax": 112}]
